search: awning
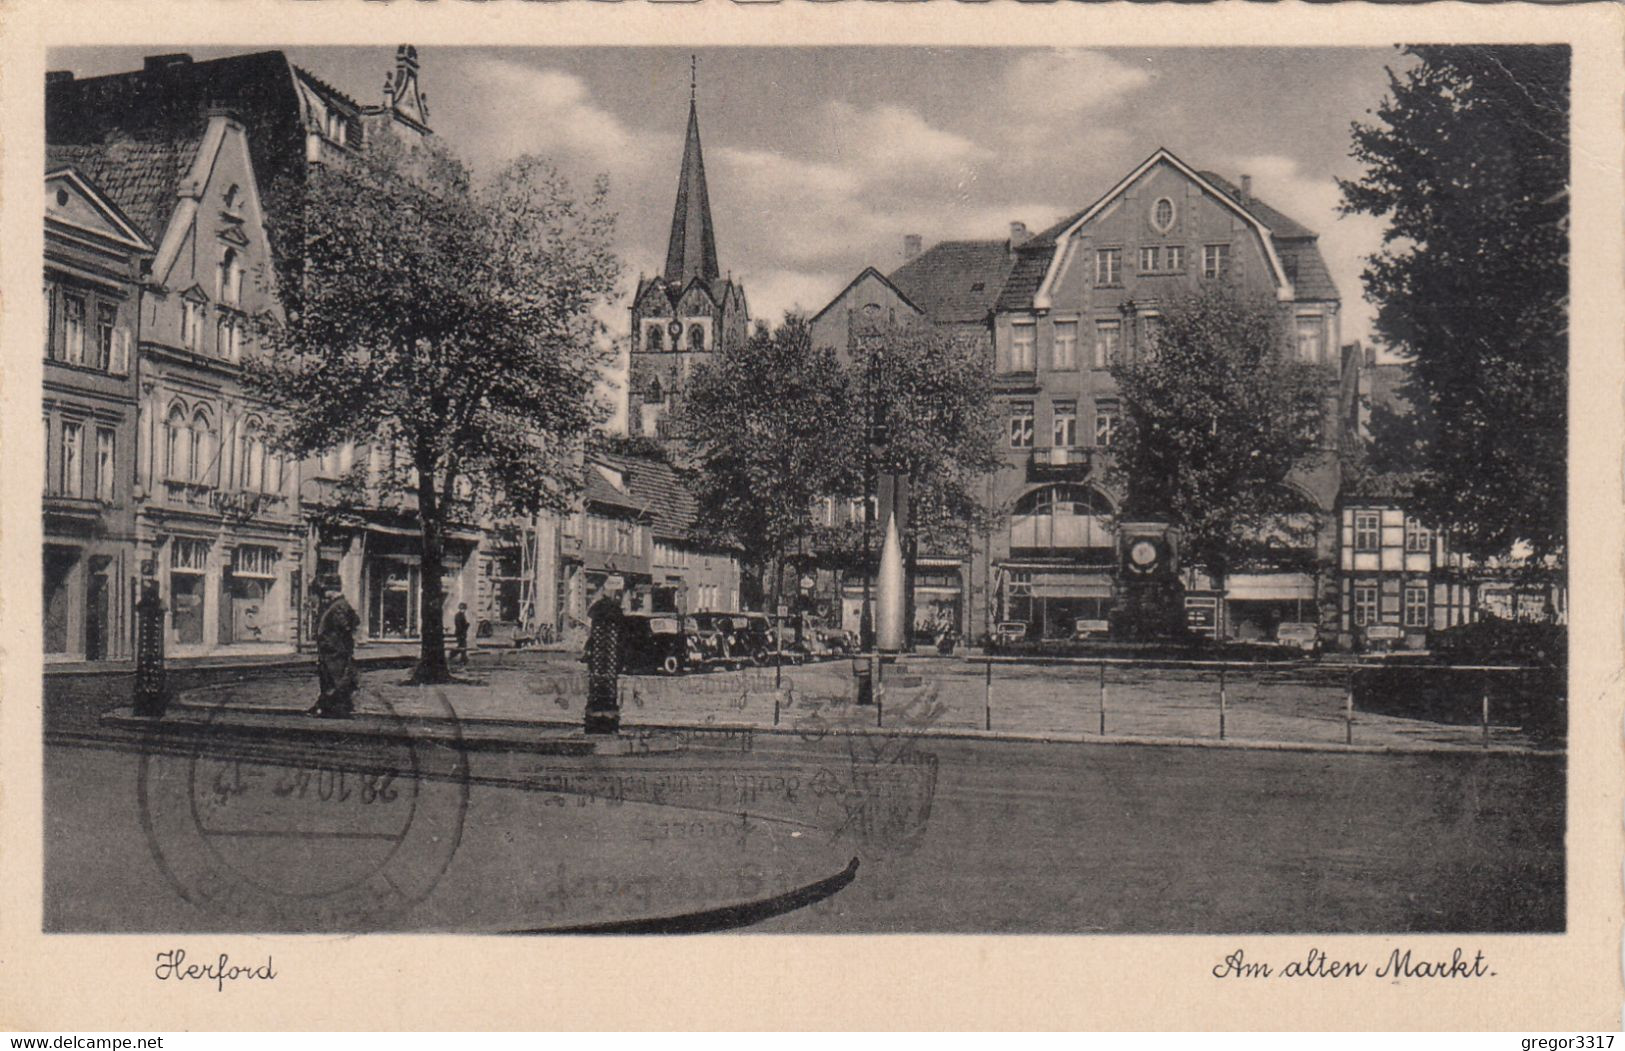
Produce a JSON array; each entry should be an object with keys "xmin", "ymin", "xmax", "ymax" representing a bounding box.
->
[
  {"xmin": 1225, "ymin": 573, "xmax": 1316, "ymax": 601},
  {"xmin": 1031, "ymin": 573, "xmax": 1113, "ymax": 599}
]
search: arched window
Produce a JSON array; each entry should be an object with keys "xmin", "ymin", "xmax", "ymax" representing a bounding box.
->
[
  {"xmin": 190, "ymin": 409, "xmax": 213, "ymax": 485},
  {"xmin": 166, "ymin": 404, "xmax": 190, "ymax": 481},
  {"xmin": 646, "ymin": 325, "xmax": 664, "ymax": 352},
  {"xmin": 647, "ymin": 376, "xmax": 663, "ymax": 403},
  {"xmin": 239, "ymin": 418, "xmax": 265, "ymax": 491},
  {"xmin": 218, "ymin": 248, "xmax": 242, "ymax": 306},
  {"xmin": 688, "ymin": 324, "xmax": 705, "ymax": 352},
  {"xmin": 1013, "ymin": 484, "xmax": 1113, "ymax": 517}
]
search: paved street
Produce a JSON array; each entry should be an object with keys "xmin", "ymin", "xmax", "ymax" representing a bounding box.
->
[{"xmin": 45, "ymin": 656, "xmax": 1564, "ymax": 934}]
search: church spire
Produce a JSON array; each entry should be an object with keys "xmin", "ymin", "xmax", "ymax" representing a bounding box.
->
[{"xmin": 663, "ymin": 60, "xmax": 720, "ymax": 287}]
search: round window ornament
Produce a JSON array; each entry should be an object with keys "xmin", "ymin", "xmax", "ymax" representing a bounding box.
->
[
  {"xmin": 667, "ymin": 320, "xmax": 683, "ymax": 339},
  {"xmin": 1151, "ymin": 197, "xmax": 1176, "ymax": 233}
]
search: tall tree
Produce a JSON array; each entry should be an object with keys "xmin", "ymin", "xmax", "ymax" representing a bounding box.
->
[
  {"xmin": 1340, "ymin": 44, "xmax": 1569, "ymax": 564},
  {"xmin": 1110, "ymin": 284, "xmax": 1333, "ymax": 591},
  {"xmin": 247, "ymin": 138, "xmax": 620, "ymax": 683},
  {"xmin": 678, "ymin": 315, "xmax": 860, "ymax": 615},
  {"xmin": 856, "ymin": 322, "xmax": 1003, "ymax": 639}
]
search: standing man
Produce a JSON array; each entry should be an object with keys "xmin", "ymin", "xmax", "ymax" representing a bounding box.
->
[
  {"xmin": 583, "ymin": 582, "xmax": 625, "ymax": 735},
  {"xmin": 309, "ymin": 576, "xmax": 360, "ymax": 719},
  {"xmin": 453, "ymin": 603, "xmax": 471, "ymax": 667}
]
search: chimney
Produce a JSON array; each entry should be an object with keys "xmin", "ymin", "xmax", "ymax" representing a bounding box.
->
[
  {"xmin": 143, "ymin": 54, "xmax": 193, "ymax": 73},
  {"xmin": 903, "ymin": 234, "xmax": 923, "ymax": 261},
  {"xmin": 1240, "ymin": 174, "xmax": 1252, "ymax": 203},
  {"xmin": 46, "ymin": 70, "xmax": 74, "ymax": 86},
  {"xmin": 1009, "ymin": 221, "xmax": 1029, "ymax": 247}
]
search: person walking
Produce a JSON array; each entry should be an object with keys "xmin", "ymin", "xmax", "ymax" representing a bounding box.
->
[
  {"xmin": 453, "ymin": 603, "xmax": 471, "ymax": 667},
  {"xmin": 309, "ymin": 577, "xmax": 360, "ymax": 719}
]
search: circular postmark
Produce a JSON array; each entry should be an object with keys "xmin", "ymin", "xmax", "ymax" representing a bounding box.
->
[{"xmin": 138, "ymin": 688, "xmax": 470, "ymax": 931}]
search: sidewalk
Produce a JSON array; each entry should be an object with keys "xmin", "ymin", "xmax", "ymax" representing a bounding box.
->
[{"xmin": 162, "ymin": 650, "xmax": 1558, "ymax": 754}]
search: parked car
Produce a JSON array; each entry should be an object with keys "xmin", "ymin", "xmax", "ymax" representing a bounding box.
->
[
  {"xmin": 688, "ymin": 612, "xmax": 760, "ymax": 667},
  {"xmin": 618, "ymin": 613, "xmax": 699, "ymax": 675},
  {"xmin": 992, "ymin": 621, "xmax": 1030, "ymax": 648},
  {"xmin": 1273, "ymin": 621, "xmax": 1322, "ymax": 655},
  {"xmin": 1071, "ymin": 618, "xmax": 1111, "ymax": 641}
]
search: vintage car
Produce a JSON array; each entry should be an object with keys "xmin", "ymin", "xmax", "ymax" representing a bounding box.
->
[
  {"xmin": 1274, "ymin": 621, "xmax": 1323, "ymax": 655},
  {"xmin": 618, "ymin": 613, "xmax": 701, "ymax": 675},
  {"xmin": 687, "ymin": 612, "xmax": 754, "ymax": 668},
  {"xmin": 992, "ymin": 621, "xmax": 1030, "ymax": 648},
  {"xmin": 1360, "ymin": 623, "xmax": 1405, "ymax": 653}
]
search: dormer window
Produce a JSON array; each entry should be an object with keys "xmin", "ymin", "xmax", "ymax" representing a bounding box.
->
[{"xmin": 217, "ymin": 248, "xmax": 243, "ymax": 306}]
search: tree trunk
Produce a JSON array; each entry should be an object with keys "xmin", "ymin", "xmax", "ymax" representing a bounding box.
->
[{"xmin": 411, "ymin": 468, "xmax": 453, "ymax": 684}]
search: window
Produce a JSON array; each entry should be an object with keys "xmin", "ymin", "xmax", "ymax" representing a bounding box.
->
[
  {"xmin": 1052, "ymin": 401, "xmax": 1077, "ymax": 448},
  {"xmin": 1203, "ymin": 243, "xmax": 1231, "ymax": 280},
  {"xmin": 166, "ymin": 406, "xmax": 189, "ymax": 481},
  {"xmin": 1009, "ymin": 322, "xmax": 1036, "ymax": 372},
  {"xmin": 1093, "ymin": 402, "xmax": 1120, "ymax": 448},
  {"xmin": 172, "ymin": 538, "xmax": 210, "ymax": 570},
  {"xmin": 190, "ymin": 410, "xmax": 213, "ymax": 485},
  {"xmin": 43, "ymin": 285, "xmax": 55, "ymax": 359},
  {"xmin": 108, "ymin": 322, "xmax": 128, "ymax": 375},
  {"xmin": 1295, "ymin": 316, "xmax": 1324, "ymax": 363},
  {"xmin": 64, "ymin": 294, "xmax": 86, "ymax": 365},
  {"xmin": 1165, "ymin": 245, "xmax": 1184, "ymax": 271},
  {"xmin": 223, "ymin": 184, "xmax": 242, "ymax": 214},
  {"xmin": 217, "ymin": 315, "xmax": 244, "ymax": 361},
  {"xmin": 182, "ymin": 298, "xmax": 205, "ymax": 352},
  {"xmin": 61, "ymin": 421, "xmax": 83, "ymax": 497},
  {"xmin": 218, "ymin": 249, "xmax": 243, "ymax": 306},
  {"xmin": 240, "ymin": 421, "xmax": 265, "ymax": 491},
  {"xmin": 1404, "ymin": 585, "xmax": 1429, "ymax": 628},
  {"xmin": 646, "ymin": 325, "xmax": 664, "ymax": 352},
  {"xmin": 1353, "ymin": 584, "xmax": 1378, "ymax": 627},
  {"xmin": 1139, "ymin": 246, "xmax": 1160, "ymax": 272},
  {"xmin": 1152, "ymin": 197, "xmax": 1175, "ymax": 232},
  {"xmin": 1405, "ymin": 517, "xmax": 1431, "ymax": 554},
  {"xmin": 688, "ymin": 324, "xmax": 705, "ymax": 352},
  {"xmin": 234, "ymin": 545, "xmax": 278, "ymax": 577},
  {"xmin": 1014, "ymin": 485, "xmax": 1112, "ymax": 516},
  {"xmin": 42, "ymin": 418, "xmax": 50, "ymax": 490},
  {"xmin": 1139, "ymin": 313, "xmax": 1162, "ymax": 356},
  {"xmin": 1008, "ymin": 401, "xmax": 1034, "ymax": 448},
  {"xmin": 1095, "ymin": 248, "xmax": 1121, "ymax": 286},
  {"xmin": 95, "ymin": 427, "xmax": 115, "ymax": 503},
  {"xmin": 87, "ymin": 303, "xmax": 115, "ymax": 371},
  {"xmin": 1353, "ymin": 511, "xmax": 1380, "ymax": 551},
  {"xmin": 1093, "ymin": 320, "xmax": 1120, "ymax": 369},
  {"xmin": 1052, "ymin": 321, "xmax": 1077, "ymax": 369}
]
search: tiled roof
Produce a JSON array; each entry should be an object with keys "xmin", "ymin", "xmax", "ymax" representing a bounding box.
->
[
  {"xmin": 46, "ymin": 140, "xmax": 201, "ymax": 241},
  {"xmin": 994, "ymin": 163, "xmax": 1339, "ymax": 312},
  {"xmin": 887, "ymin": 239, "xmax": 1016, "ymax": 324},
  {"xmin": 588, "ymin": 453, "xmax": 720, "ymax": 547},
  {"xmin": 583, "ymin": 464, "xmax": 643, "ymax": 514}
]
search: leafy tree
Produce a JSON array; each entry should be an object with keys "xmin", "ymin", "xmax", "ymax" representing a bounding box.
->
[
  {"xmin": 247, "ymin": 137, "xmax": 620, "ymax": 683},
  {"xmin": 1339, "ymin": 44, "xmax": 1568, "ymax": 564},
  {"xmin": 678, "ymin": 315, "xmax": 859, "ymax": 616},
  {"xmin": 854, "ymin": 321, "xmax": 1003, "ymax": 638},
  {"xmin": 1110, "ymin": 284, "xmax": 1333, "ymax": 590}
]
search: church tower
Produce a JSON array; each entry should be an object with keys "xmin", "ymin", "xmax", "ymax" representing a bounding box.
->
[{"xmin": 628, "ymin": 63, "xmax": 749, "ymax": 441}]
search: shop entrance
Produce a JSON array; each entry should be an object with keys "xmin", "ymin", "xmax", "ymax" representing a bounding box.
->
[
  {"xmin": 368, "ymin": 559, "xmax": 420, "ymax": 639},
  {"xmin": 43, "ymin": 547, "xmax": 76, "ymax": 654},
  {"xmin": 84, "ymin": 563, "xmax": 109, "ymax": 660}
]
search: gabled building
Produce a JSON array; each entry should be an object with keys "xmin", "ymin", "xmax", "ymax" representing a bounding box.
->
[
  {"xmin": 984, "ymin": 147, "xmax": 1348, "ymax": 641},
  {"xmin": 627, "ymin": 90, "xmax": 749, "ymax": 442},
  {"xmin": 43, "ymin": 163, "xmax": 154, "ymax": 661}
]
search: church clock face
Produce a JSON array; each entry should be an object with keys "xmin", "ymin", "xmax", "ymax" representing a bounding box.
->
[
  {"xmin": 1129, "ymin": 539, "xmax": 1159, "ymax": 569},
  {"xmin": 668, "ymin": 320, "xmax": 683, "ymax": 340}
]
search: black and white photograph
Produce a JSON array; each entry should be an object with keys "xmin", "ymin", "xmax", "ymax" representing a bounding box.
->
[{"xmin": 8, "ymin": 6, "xmax": 1621, "ymax": 1031}]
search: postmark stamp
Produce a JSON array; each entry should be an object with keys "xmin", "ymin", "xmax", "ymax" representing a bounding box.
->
[{"xmin": 136, "ymin": 690, "xmax": 470, "ymax": 931}]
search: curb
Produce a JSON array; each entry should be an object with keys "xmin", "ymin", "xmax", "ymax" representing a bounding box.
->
[{"xmin": 135, "ymin": 700, "xmax": 1562, "ymax": 760}]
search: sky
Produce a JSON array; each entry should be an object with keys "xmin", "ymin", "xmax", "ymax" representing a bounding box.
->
[{"xmin": 59, "ymin": 45, "xmax": 1413, "ymax": 411}]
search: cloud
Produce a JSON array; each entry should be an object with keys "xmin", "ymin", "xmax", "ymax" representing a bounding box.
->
[
  {"xmin": 819, "ymin": 101, "xmax": 991, "ymax": 181},
  {"xmin": 1227, "ymin": 153, "xmax": 1388, "ymax": 348},
  {"xmin": 1004, "ymin": 50, "xmax": 1154, "ymax": 118}
]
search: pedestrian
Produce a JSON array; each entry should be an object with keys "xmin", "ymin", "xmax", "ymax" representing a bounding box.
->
[
  {"xmin": 453, "ymin": 602, "xmax": 470, "ymax": 667},
  {"xmin": 309, "ymin": 576, "xmax": 360, "ymax": 719}
]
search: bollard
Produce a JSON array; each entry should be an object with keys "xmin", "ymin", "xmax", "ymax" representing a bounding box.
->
[
  {"xmin": 1481, "ymin": 676, "xmax": 1491, "ymax": 748},
  {"xmin": 984, "ymin": 658, "xmax": 993, "ymax": 732},
  {"xmin": 773, "ymin": 694, "xmax": 780, "ymax": 726},
  {"xmin": 1098, "ymin": 662, "xmax": 1107, "ymax": 736},
  {"xmin": 1218, "ymin": 663, "xmax": 1227, "ymax": 740},
  {"xmin": 1345, "ymin": 670, "xmax": 1355, "ymax": 746},
  {"xmin": 877, "ymin": 698, "xmax": 883, "ymax": 728}
]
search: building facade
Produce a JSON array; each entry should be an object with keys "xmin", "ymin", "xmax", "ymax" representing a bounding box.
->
[
  {"xmin": 43, "ymin": 165, "xmax": 154, "ymax": 661},
  {"xmin": 627, "ymin": 91, "xmax": 749, "ymax": 441},
  {"xmin": 983, "ymin": 148, "xmax": 1347, "ymax": 642}
]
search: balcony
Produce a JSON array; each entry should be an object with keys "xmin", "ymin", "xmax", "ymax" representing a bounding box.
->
[{"xmin": 1026, "ymin": 445, "xmax": 1098, "ymax": 480}]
